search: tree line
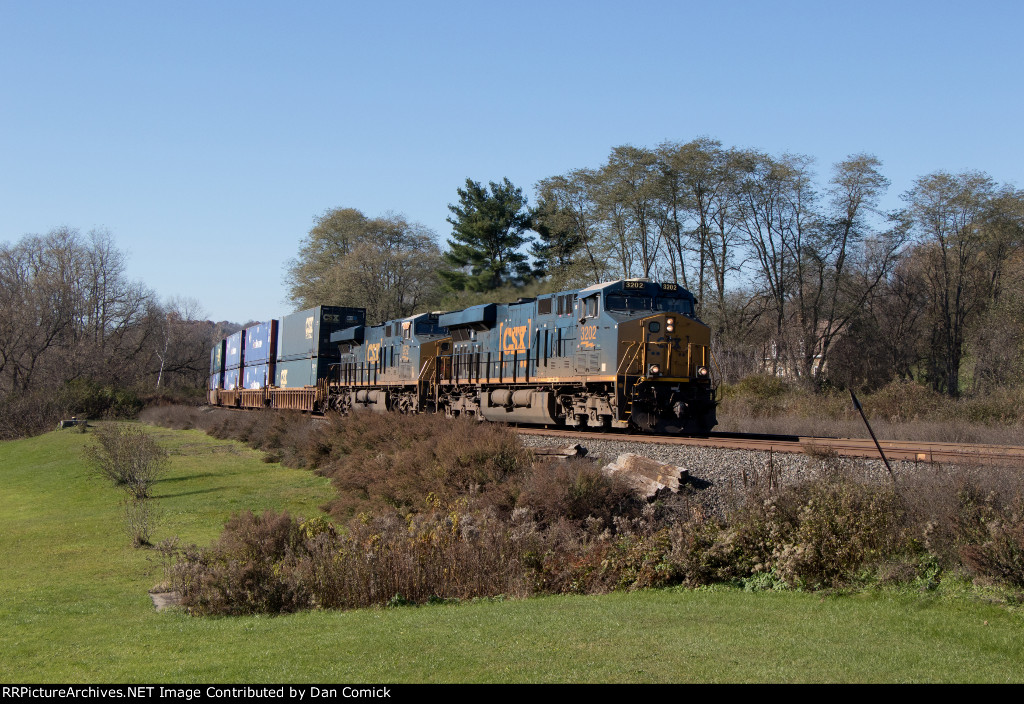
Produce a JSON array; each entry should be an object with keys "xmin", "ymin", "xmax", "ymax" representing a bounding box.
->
[
  {"xmin": 0, "ymin": 227, "xmax": 219, "ymax": 437},
  {"xmin": 287, "ymin": 137, "xmax": 1024, "ymax": 398}
]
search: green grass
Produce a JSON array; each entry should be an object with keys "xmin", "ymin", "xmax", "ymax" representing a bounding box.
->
[{"xmin": 2, "ymin": 424, "xmax": 1024, "ymax": 683}]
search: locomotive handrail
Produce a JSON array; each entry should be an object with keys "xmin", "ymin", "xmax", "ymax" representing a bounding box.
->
[{"xmin": 617, "ymin": 341, "xmax": 642, "ymax": 376}]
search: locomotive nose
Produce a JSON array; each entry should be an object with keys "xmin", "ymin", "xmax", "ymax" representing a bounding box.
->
[{"xmin": 642, "ymin": 312, "xmax": 712, "ymax": 382}]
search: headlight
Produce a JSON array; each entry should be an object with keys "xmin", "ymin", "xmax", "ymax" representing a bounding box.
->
[
  {"xmin": 696, "ymin": 366, "xmax": 709, "ymax": 379},
  {"xmin": 649, "ymin": 364, "xmax": 661, "ymax": 376},
  {"xmin": 666, "ymin": 317, "xmax": 675, "ymax": 332}
]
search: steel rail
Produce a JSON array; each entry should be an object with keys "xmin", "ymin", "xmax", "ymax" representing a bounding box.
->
[
  {"xmin": 517, "ymin": 427, "xmax": 1024, "ymax": 466},
  {"xmin": 204, "ymin": 406, "xmax": 1024, "ymax": 466}
]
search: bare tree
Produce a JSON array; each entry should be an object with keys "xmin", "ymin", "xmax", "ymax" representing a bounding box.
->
[
  {"xmin": 904, "ymin": 171, "xmax": 996, "ymax": 395},
  {"xmin": 153, "ymin": 297, "xmax": 209, "ymax": 389},
  {"xmin": 599, "ymin": 145, "xmax": 664, "ymax": 278},
  {"xmin": 794, "ymin": 154, "xmax": 908, "ymax": 385},
  {"xmin": 731, "ymin": 151, "xmax": 810, "ymax": 374},
  {"xmin": 0, "ymin": 228, "xmax": 158, "ymax": 396}
]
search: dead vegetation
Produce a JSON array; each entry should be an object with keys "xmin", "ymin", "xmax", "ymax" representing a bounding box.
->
[
  {"xmin": 142, "ymin": 405, "xmax": 1024, "ymax": 615},
  {"xmin": 717, "ymin": 376, "xmax": 1024, "ymax": 445}
]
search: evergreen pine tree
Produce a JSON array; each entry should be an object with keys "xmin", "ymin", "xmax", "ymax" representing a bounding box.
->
[{"xmin": 442, "ymin": 178, "xmax": 533, "ymax": 291}]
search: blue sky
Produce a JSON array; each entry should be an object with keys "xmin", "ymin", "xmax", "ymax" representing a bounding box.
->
[{"xmin": 2, "ymin": 0, "xmax": 1022, "ymax": 323}]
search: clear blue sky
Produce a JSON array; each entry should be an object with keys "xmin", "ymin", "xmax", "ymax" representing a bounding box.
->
[{"xmin": 2, "ymin": 0, "xmax": 1022, "ymax": 323}]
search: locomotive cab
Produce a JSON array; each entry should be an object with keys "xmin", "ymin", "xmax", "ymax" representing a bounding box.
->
[{"xmin": 585, "ymin": 280, "xmax": 717, "ymax": 434}]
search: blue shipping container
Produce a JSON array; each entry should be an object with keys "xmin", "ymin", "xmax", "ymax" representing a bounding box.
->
[
  {"xmin": 223, "ymin": 368, "xmax": 241, "ymax": 390},
  {"xmin": 243, "ymin": 364, "xmax": 271, "ymax": 389},
  {"xmin": 243, "ymin": 321, "xmax": 278, "ymax": 365},
  {"xmin": 225, "ymin": 331, "xmax": 244, "ymax": 370}
]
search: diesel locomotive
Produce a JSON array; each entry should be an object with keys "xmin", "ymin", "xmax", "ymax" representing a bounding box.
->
[{"xmin": 208, "ymin": 279, "xmax": 718, "ymax": 434}]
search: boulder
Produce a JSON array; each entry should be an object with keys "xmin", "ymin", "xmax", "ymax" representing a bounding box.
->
[{"xmin": 602, "ymin": 452, "xmax": 689, "ymax": 499}]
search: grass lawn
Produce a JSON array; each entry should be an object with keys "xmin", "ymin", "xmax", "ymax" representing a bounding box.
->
[{"xmin": 2, "ymin": 423, "xmax": 1023, "ymax": 683}]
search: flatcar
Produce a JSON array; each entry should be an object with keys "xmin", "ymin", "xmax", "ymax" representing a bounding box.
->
[{"xmin": 207, "ymin": 279, "xmax": 718, "ymax": 434}]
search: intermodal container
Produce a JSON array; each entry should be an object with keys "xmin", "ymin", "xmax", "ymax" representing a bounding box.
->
[
  {"xmin": 225, "ymin": 330, "xmax": 245, "ymax": 370},
  {"xmin": 243, "ymin": 364, "xmax": 271, "ymax": 389},
  {"xmin": 209, "ymin": 373, "xmax": 222, "ymax": 391},
  {"xmin": 277, "ymin": 306, "xmax": 366, "ymax": 362},
  {"xmin": 210, "ymin": 339, "xmax": 226, "ymax": 374},
  {"xmin": 243, "ymin": 321, "xmax": 278, "ymax": 365},
  {"xmin": 274, "ymin": 357, "xmax": 336, "ymax": 389},
  {"xmin": 223, "ymin": 367, "xmax": 241, "ymax": 390}
]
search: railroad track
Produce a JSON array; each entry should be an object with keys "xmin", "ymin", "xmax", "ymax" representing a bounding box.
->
[
  {"xmin": 517, "ymin": 427, "xmax": 1024, "ymax": 466},
  {"xmin": 202, "ymin": 406, "xmax": 1024, "ymax": 466}
]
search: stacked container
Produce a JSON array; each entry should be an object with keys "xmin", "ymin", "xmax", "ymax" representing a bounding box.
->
[
  {"xmin": 242, "ymin": 320, "xmax": 278, "ymax": 389},
  {"xmin": 209, "ymin": 338, "xmax": 226, "ymax": 391},
  {"xmin": 223, "ymin": 330, "xmax": 244, "ymax": 390},
  {"xmin": 275, "ymin": 306, "xmax": 365, "ymax": 388}
]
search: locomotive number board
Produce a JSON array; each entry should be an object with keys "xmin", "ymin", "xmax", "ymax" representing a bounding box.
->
[
  {"xmin": 624, "ymin": 281, "xmax": 647, "ymax": 290},
  {"xmin": 661, "ymin": 282, "xmax": 679, "ymax": 291}
]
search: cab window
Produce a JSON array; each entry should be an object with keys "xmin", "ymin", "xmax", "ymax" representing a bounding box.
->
[
  {"xmin": 415, "ymin": 320, "xmax": 442, "ymax": 335},
  {"xmin": 606, "ymin": 294, "xmax": 653, "ymax": 312},
  {"xmin": 655, "ymin": 297, "xmax": 695, "ymax": 315}
]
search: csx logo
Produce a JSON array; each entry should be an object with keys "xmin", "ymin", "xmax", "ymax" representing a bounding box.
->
[
  {"xmin": 366, "ymin": 343, "xmax": 381, "ymax": 363},
  {"xmin": 500, "ymin": 322, "xmax": 530, "ymax": 353}
]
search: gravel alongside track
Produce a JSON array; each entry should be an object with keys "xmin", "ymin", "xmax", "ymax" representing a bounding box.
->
[{"xmin": 518, "ymin": 432, "xmax": 945, "ymax": 518}]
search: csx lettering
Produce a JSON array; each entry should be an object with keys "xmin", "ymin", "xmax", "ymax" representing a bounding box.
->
[
  {"xmin": 366, "ymin": 343, "xmax": 381, "ymax": 363},
  {"xmin": 501, "ymin": 325, "xmax": 529, "ymax": 353}
]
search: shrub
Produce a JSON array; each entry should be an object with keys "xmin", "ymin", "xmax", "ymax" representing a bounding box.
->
[
  {"xmin": 58, "ymin": 379, "xmax": 143, "ymax": 420},
  {"xmin": 84, "ymin": 423, "xmax": 168, "ymax": 499},
  {"xmin": 172, "ymin": 510, "xmax": 312, "ymax": 615},
  {"xmin": 123, "ymin": 495, "xmax": 161, "ymax": 547},
  {"xmin": 0, "ymin": 389, "xmax": 72, "ymax": 440},
  {"xmin": 863, "ymin": 379, "xmax": 943, "ymax": 423},
  {"xmin": 171, "ymin": 508, "xmax": 532, "ymax": 615},
  {"xmin": 957, "ymin": 491, "xmax": 1024, "ymax": 587},
  {"xmin": 721, "ymin": 479, "xmax": 908, "ymax": 589},
  {"xmin": 667, "ymin": 517, "xmax": 748, "ymax": 586},
  {"xmin": 318, "ymin": 412, "xmax": 533, "ymax": 519},
  {"xmin": 517, "ymin": 460, "xmax": 641, "ymax": 528}
]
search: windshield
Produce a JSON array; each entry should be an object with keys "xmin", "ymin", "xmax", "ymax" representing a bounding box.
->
[
  {"xmin": 415, "ymin": 320, "xmax": 444, "ymax": 335},
  {"xmin": 605, "ymin": 294, "xmax": 653, "ymax": 312},
  {"xmin": 655, "ymin": 297, "xmax": 694, "ymax": 315}
]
